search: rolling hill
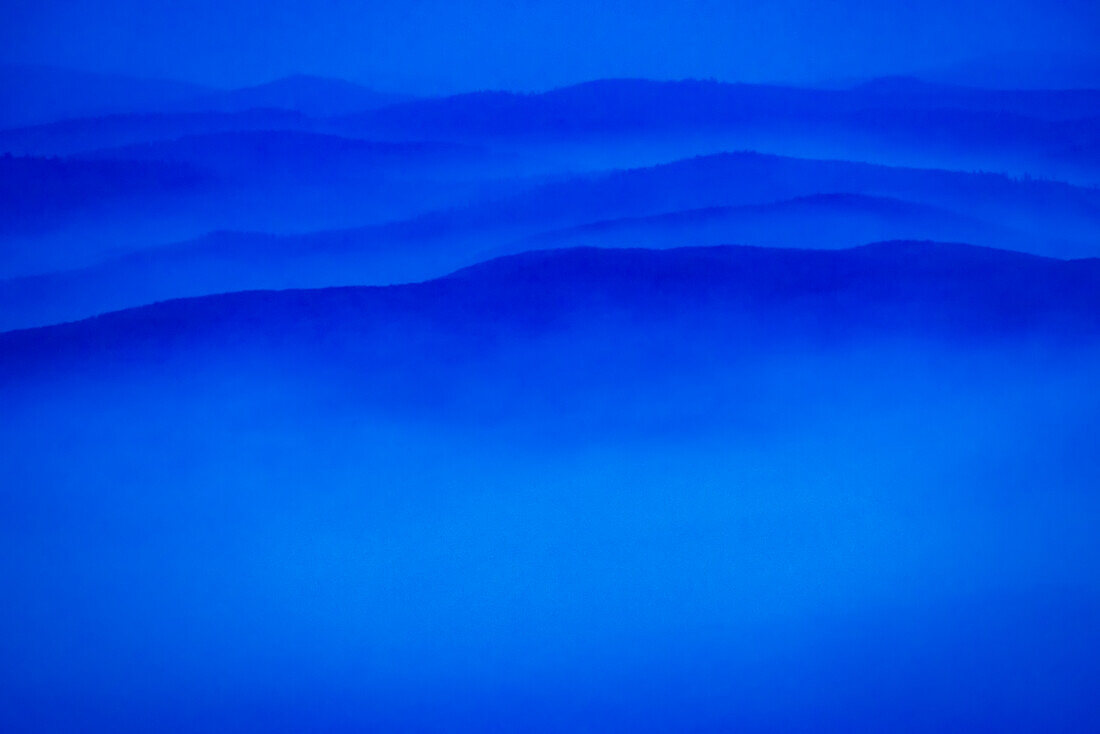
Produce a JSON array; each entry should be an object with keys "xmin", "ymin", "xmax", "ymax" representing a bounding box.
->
[
  {"xmin": 184, "ymin": 74, "xmax": 411, "ymax": 117},
  {"xmin": 4, "ymin": 146, "xmax": 1100, "ymax": 330},
  {"xmin": 0, "ymin": 109, "xmax": 316, "ymax": 156},
  {"xmin": 499, "ymin": 193, "xmax": 1027, "ymax": 255},
  {"xmin": 336, "ymin": 78, "xmax": 1100, "ymax": 181},
  {"xmin": 5, "ymin": 242, "xmax": 1099, "ymax": 367},
  {"xmin": 75, "ymin": 131, "xmax": 492, "ymax": 180}
]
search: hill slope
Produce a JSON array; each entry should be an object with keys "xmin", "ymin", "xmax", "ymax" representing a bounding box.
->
[{"xmin": 5, "ymin": 242, "xmax": 1099, "ymax": 368}]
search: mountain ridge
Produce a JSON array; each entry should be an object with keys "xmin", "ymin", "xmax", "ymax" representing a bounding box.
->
[{"xmin": 3, "ymin": 242, "xmax": 1098, "ymax": 367}]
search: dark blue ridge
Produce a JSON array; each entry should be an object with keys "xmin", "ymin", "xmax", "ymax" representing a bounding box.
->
[{"xmin": 2, "ymin": 241, "xmax": 1098, "ymax": 377}]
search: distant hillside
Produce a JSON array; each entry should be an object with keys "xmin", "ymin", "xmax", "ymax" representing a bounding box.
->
[
  {"xmin": 0, "ymin": 155, "xmax": 211, "ymax": 236},
  {"xmin": 4, "ymin": 242, "xmax": 1099, "ymax": 375},
  {"xmin": 0, "ymin": 129, "xmax": 513, "ymax": 276},
  {"xmin": 415, "ymin": 151, "xmax": 1100, "ymax": 256},
  {"xmin": 186, "ymin": 75, "xmax": 412, "ymax": 117},
  {"xmin": 0, "ymin": 109, "xmax": 316, "ymax": 156},
  {"xmin": 340, "ymin": 78, "xmax": 1100, "ymax": 137},
  {"xmin": 336, "ymin": 78, "xmax": 1100, "ymax": 180},
  {"xmin": 75, "ymin": 131, "xmax": 490, "ymax": 180},
  {"xmin": 0, "ymin": 66, "xmax": 410, "ymax": 130},
  {"xmin": 501, "ymin": 193, "xmax": 1025, "ymax": 255},
  {"xmin": 3, "ymin": 147, "xmax": 1099, "ymax": 330}
]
